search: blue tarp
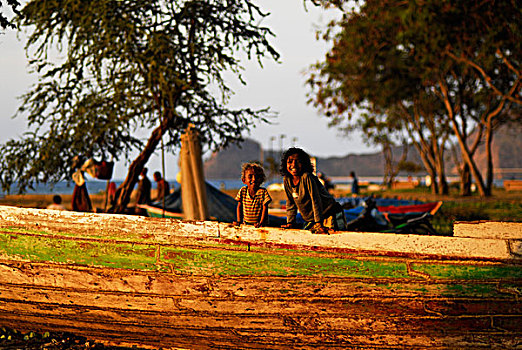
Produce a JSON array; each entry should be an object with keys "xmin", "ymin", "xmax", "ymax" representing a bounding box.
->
[
  {"xmin": 337, "ymin": 196, "xmax": 425, "ymax": 208},
  {"xmin": 150, "ymin": 182, "xmax": 286, "ymax": 226}
]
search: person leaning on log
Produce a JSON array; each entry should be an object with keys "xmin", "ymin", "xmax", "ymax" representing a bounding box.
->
[
  {"xmin": 234, "ymin": 162, "xmax": 272, "ymax": 227},
  {"xmin": 280, "ymin": 148, "xmax": 346, "ymax": 234}
]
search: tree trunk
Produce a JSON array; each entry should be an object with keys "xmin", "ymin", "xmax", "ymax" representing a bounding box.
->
[
  {"xmin": 112, "ymin": 115, "xmax": 174, "ymax": 213},
  {"xmin": 484, "ymin": 122, "xmax": 494, "ymax": 196},
  {"xmin": 438, "ymin": 80, "xmax": 488, "ymax": 197},
  {"xmin": 482, "ymin": 101, "xmax": 507, "ymax": 197},
  {"xmin": 460, "ymin": 163, "xmax": 472, "ymax": 196},
  {"xmin": 416, "ymin": 143, "xmax": 438, "ymax": 194},
  {"xmin": 382, "ymin": 144, "xmax": 393, "ymax": 188},
  {"xmin": 435, "ymin": 146, "xmax": 449, "ymax": 195}
]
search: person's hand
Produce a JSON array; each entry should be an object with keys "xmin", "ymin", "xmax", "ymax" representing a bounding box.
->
[
  {"xmin": 254, "ymin": 222, "xmax": 262, "ymax": 228},
  {"xmin": 232, "ymin": 221, "xmax": 241, "ymax": 226},
  {"xmin": 311, "ymin": 222, "xmax": 329, "ymax": 234}
]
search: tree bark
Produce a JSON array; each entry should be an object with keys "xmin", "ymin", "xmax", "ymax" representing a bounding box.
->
[
  {"xmin": 435, "ymin": 145, "xmax": 449, "ymax": 195},
  {"xmin": 112, "ymin": 114, "xmax": 174, "ymax": 213},
  {"xmin": 399, "ymin": 102, "xmax": 449, "ymax": 195},
  {"xmin": 484, "ymin": 120, "xmax": 494, "ymax": 196},
  {"xmin": 460, "ymin": 163, "xmax": 472, "ymax": 196},
  {"xmin": 438, "ymin": 79, "xmax": 488, "ymax": 197}
]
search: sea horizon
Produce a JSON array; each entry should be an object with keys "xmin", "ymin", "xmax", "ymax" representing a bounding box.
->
[{"xmin": 0, "ymin": 175, "xmax": 510, "ymax": 196}]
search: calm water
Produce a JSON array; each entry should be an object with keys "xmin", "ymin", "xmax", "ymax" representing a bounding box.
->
[
  {"xmin": 0, "ymin": 179, "xmax": 250, "ymax": 196},
  {"xmin": 0, "ymin": 176, "xmax": 507, "ymax": 195}
]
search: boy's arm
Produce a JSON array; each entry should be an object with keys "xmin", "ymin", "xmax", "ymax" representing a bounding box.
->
[
  {"xmin": 256, "ymin": 203, "xmax": 269, "ymax": 228},
  {"xmin": 303, "ymin": 173, "xmax": 323, "ymax": 223},
  {"xmin": 283, "ymin": 179, "xmax": 297, "ymax": 224},
  {"xmin": 235, "ymin": 201, "xmax": 243, "ymax": 224}
]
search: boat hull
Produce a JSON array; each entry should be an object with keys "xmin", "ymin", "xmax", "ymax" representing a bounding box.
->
[{"xmin": 0, "ymin": 206, "xmax": 520, "ymax": 349}]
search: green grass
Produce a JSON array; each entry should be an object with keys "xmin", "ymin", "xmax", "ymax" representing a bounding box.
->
[
  {"xmin": 367, "ymin": 188, "xmax": 522, "ymax": 236},
  {"xmin": 432, "ymin": 200, "xmax": 522, "ymax": 235}
]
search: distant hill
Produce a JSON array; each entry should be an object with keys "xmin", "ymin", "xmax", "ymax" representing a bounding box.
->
[
  {"xmin": 203, "ymin": 123, "xmax": 522, "ymax": 179},
  {"xmin": 204, "ymin": 139, "xmax": 263, "ymax": 179},
  {"xmin": 203, "ymin": 139, "xmax": 422, "ymax": 178}
]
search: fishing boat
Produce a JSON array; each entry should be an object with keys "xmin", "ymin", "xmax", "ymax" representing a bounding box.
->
[
  {"xmin": 376, "ymin": 200, "xmax": 443, "ymax": 215},
  {"xmin": 0, "ymin": 205, "xmax": 520, "ymax": 349}
]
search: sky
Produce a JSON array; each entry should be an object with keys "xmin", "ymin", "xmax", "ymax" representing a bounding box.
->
[{"xmin": 0, "ymin": 1, "xmax": 378, "ymax": 180}]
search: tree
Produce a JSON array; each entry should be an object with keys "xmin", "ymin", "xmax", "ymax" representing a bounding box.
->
[
  {"xmin": 306, "ymin": 0, "xmax": 452, "ymax": 194},
  {"xmin": 0, "ymin": 0, "xmax": 20, "ymax": 29},
  {"xmin": 354, "ymin": 110, "xmax": 410, "ymax": 189},
  {"xmin": 307, "ymin": 0, "xmax": 520, "ymax": 197},
  {"xmin": 0, "ymin": 0, "xmax": 279, "ymax": 212},
  {"xmin": 436, "ymin": 0, "xmax": 521, "ymax": 195}
]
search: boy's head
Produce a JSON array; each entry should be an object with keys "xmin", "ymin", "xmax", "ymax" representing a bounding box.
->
[
  {"xmin": 153, "ymin": 171, "xmax": 162, "ymax": 181},
  {"xmin": 52, "ymin": 195, "xmax": 62, "ymax": 204},
  {"xmin": 241, "ymin": 162, "xmax": 266, "ymax": 186},
  {"xmin": 280, "ymin": 147, "xmax": 313, "ymax": 177}
]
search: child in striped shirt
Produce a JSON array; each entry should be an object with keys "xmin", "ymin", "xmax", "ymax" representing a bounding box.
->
[{"xmin": 235, "ymin": 162, "xmax": 272, "ymax": 227}]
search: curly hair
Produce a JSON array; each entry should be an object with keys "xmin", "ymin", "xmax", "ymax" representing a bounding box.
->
[
  {"xmin": 279, "ymin": 147, "xmax": 314, "ymax": 177},
  {"xmin": 241, "ymin": 162, "xmax": 266, "ymax": 183}
]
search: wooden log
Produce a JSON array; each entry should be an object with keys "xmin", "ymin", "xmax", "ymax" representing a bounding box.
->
[
  {"xmin": 0, "ymin": 205, "xmax": 521, "ymax": 261},
  {"xmin": 454, "ymin": 221, "xmax": 522, "ymax": 239},
  {"xmin": 186, "ymin": 126, "xmax": 208, "ymax": 220},
  {"xmin": 504, "ymin": 180, "xmax": 522, "ymax": 191},
  {"xmin": 0, "ymin": 206, "xmax": 521, "ymax": 349}
]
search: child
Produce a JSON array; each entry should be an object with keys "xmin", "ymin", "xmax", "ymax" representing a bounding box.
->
[
  {"xmin": 47, "ymin": 195, "xmax": 67, "ymax": 210},
  {"xmin": 235, "ymin": 162, "xmax": 272, "ymax": 227},
  {"xmin": 280, "ymin": 147, "xmax": 346, "ymax": 234}
]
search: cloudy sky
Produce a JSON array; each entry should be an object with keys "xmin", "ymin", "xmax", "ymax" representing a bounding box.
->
[{"xmin": 0, "ymin": 1, "xmax": 377, "ymax": 180}]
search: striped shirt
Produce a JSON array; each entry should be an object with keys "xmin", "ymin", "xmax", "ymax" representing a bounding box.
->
[{"xmin": 235, "ymin": 186, "xmax": 272, "ymax": 225}]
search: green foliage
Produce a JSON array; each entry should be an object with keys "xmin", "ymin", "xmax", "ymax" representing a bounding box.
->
[
  {"xmin": 0, "ymin": 0, "xmax": 279, "ymax": 194},
  {"xmin": 307, "ymin": 0, "xmax": 521, "ymax": 196},
  {"xmin": 397, "ymin": 160, "xmax": 424, "ymax": 173},
  {"xmin": 432, "ymin": 199, "xmax": 522, "ymax": 236}
]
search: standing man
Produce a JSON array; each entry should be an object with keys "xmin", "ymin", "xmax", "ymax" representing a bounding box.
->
[
  {"xmin": 350, "ymin": 171, "xmax": 359, "ymax": 196},
  {"xmin": 135, "ymin": 168, "xmax": 152, "ymax": 213},
  {"xmin": 153, "ymin": 171, "xmax": 170, "ymax": 202}
]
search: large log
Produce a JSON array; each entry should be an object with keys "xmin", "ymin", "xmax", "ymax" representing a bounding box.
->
[{"xmin": 0, "ymin": 206, "xmax": 520, "ymax": 349}]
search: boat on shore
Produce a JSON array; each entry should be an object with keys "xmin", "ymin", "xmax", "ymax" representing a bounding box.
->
[{"xmin": 0, "ymin": 205, "xmax": 521, "ymax": 349}]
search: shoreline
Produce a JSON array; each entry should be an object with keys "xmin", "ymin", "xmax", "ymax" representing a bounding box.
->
[{"xmin": 0, "ymin": 187, "xmax": 520, "ymax": 213}]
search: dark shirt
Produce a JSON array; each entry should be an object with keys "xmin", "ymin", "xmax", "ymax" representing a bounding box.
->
[
  {"xmin": 284, "ymin": 172, "xmax": 336, "ymax": 223},
  {"xmin": 136, "ymin": 176, "xmax": 152, "ymax": 204},
  {"xmin": 351, "ymin": 176, "xmax": 359, "ymax": 194},
  {"xmin": 155, "ymin": 179, "xmax": 170, "ymax": 201}
]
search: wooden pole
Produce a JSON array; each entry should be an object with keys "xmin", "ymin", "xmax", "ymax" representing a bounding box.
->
[
  {"xmin": 186, "ymin": 127, "xmax": 208, "ymax": 220},
  {"xmin": 160, "ymin": 132, "xmax": 166, "ymax": 218},
  {"xmin": 180, "ymin": 132, "xmax": 198, "ymax": 220}
]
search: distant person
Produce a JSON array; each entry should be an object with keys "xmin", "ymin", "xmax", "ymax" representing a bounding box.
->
[
  {"xmin": 135, "ymin": 168, "xmax": 151, "ymax": 215},
  {"xmin": 71, "ymin": 156, "xmax": 93, "ymax": 212},
  {"xmin": 280, "ymin": 148, "xmax": 346, "ymax": 234},
  {"xmin": 47, "ymin": 195, "xmax": 67, "ymax": 210},
  {"xmin": 107, "ymin": 181, "xmax": 117, "ymax": 206},
  {"xmin": 350, "ymin": 171, "xmax": 360, "ymax": 195},
  {"xmin": 317, "ymin": 172, "xmax": 334, "ymax": 193},
  {"xmin": 136, "ymin": 168, "xmax": 152, "ymax": 205},
  {"xmin": 153, "ymin": 171, "xmax": 170, "ymax": 202},
  {"xmin": 234, "ymin": 162, "xmax": 272, "ymax": 227}
]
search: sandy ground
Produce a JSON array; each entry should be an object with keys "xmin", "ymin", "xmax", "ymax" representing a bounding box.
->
[
  {"xmin": 1, "ymin": 187, "xmax": 519, "ymax": 212},
  {"xmin": 0, "ymin": 189, "xmax": 293, "ymax": 211}
]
